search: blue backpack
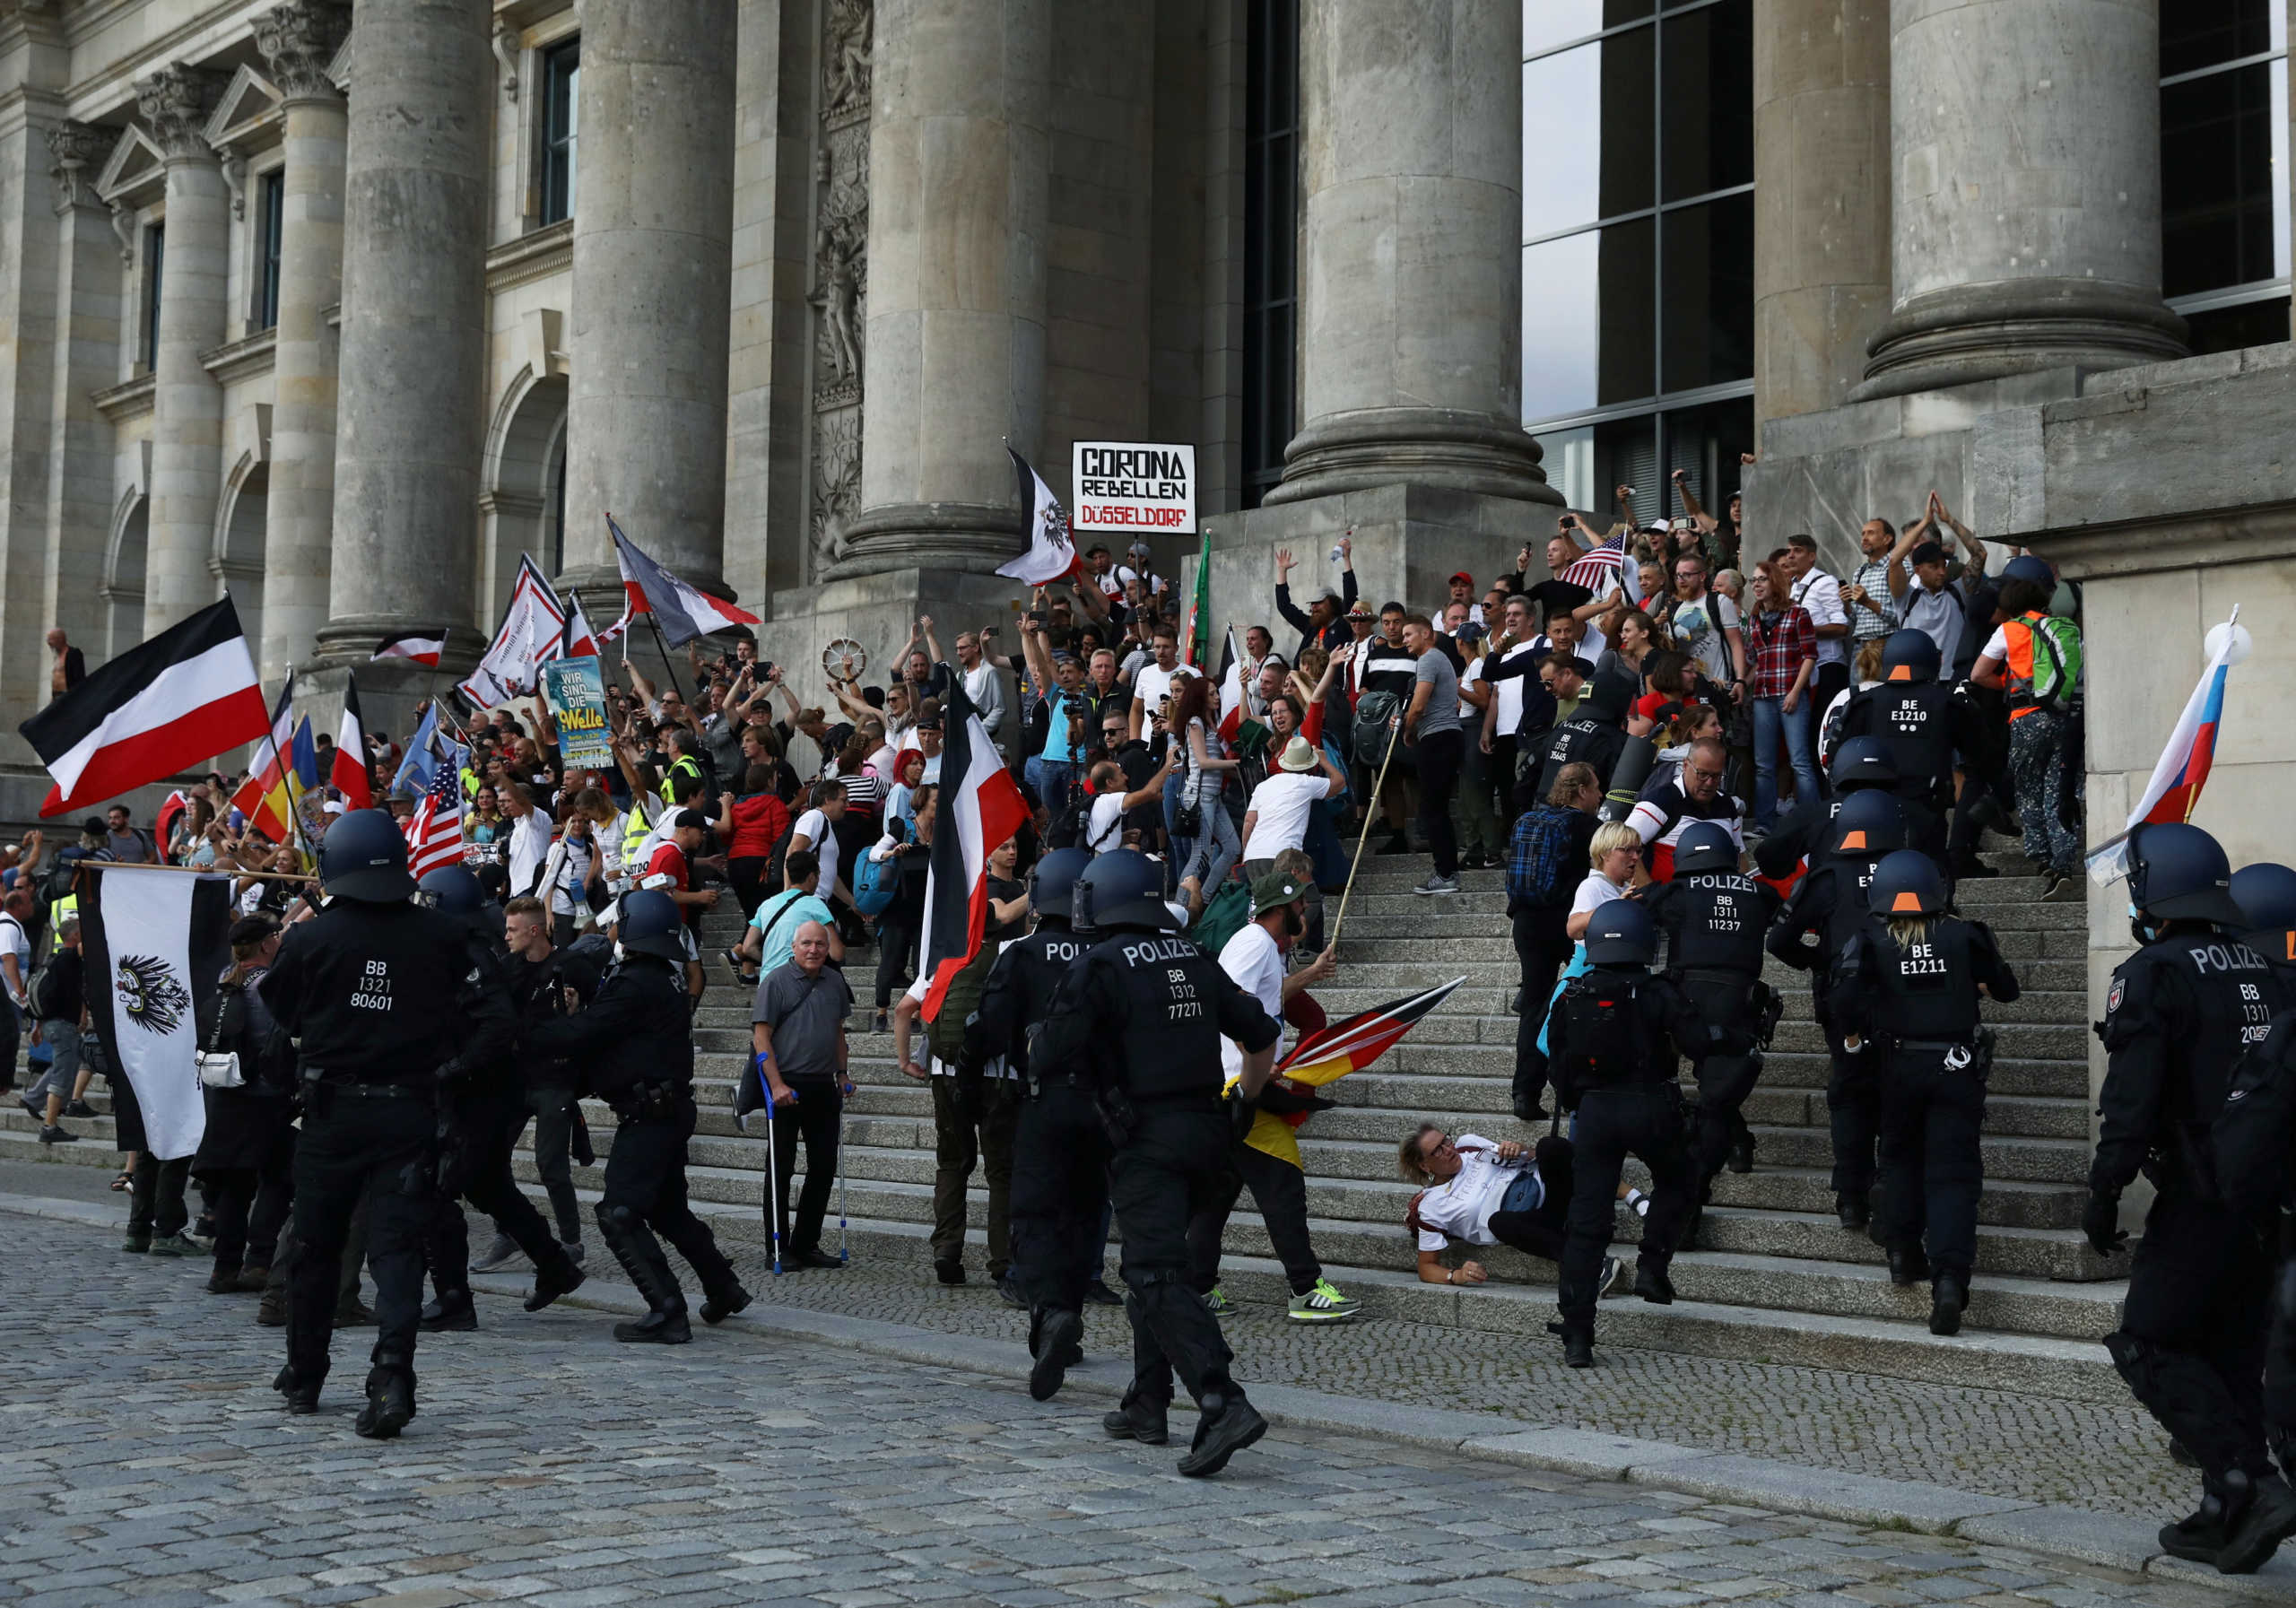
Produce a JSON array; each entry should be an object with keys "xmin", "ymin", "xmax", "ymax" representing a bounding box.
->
[{"xmin": 850, "ymin": 840, "xmax": 900, "ymax": 917}]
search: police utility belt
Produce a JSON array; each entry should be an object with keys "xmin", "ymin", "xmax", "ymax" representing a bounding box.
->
[{"xmin": 1892, "ymin": 1031, "xmax": 1995, "ymax": 1071}]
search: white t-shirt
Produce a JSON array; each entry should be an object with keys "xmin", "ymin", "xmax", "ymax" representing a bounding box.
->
[
  {"xmin": 507, "ymin": 811, "xmax": 551, "ymax": 900},
  {"xmin": 793, "ymin": 807, "xmax": 842, "ymax": 902},
  {"xmin": 1570, "ymin": 870, "xmax": 1631, "ymax": 922},
  {"xmin": 1414, "ymin": 1133, "xmax": 1535, "ymax": 1250},
  {"xmin": 1792, "ymin": 569, "xmax": 1848, "ymax": 668},
  {"xmin": 0, "ymin": 912, "xmax": 29, "ymax": 1010},
  {"xmin": 1242, "ymin": 770, "xmax": 1332, "ymax": 862},
  {"xmin": 1485, "ymin": 641, "xmax": 1540, "ymax": 734},
  {"xmin": 1085, "ymin": 792, "xmax": 1128, "ymax": 854},
  {"xmin": 1218, "ymin": 922, "xmax": 1285, "ymax": 1082},
  {"xmin": 1132, "ymin": 662, "xmax": 1197, "ymax": 721}
]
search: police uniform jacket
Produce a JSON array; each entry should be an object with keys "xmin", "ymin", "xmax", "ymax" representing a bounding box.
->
[
  {"xmin": 1826, "ymin": 916, "xmax": 2018, "ymax": 1047},
  {"xmin": 1835, "ymin": 682, "xmax": 1983, "ymax": 804},
  {"xmin": 1643, "ymin": 873, "xmax": 1779, "ymax": 979},
  {"xmin": 1038, "ymin": 928, "xmax": 1278, "ymax": 1103},
  {"xmin": 1549, "ymin": 965, "xmax": 1739, "ymax": 1108},
  {"xmin": 967, "ymin": 919, "xmax": 1087, "ymax": 1082},
  {"xmin": 1768, "ymin": 857, "xmax": 1885, "ymax": 979},
  {"xmin": 2093, "ymin": 929, "xmax": 2296, "ymax": 1198},
  {"xmin": 259, "ymin": 900, "xmax": 513, "ymax": 1088},
  {"xmin": 524, "ymin": 950, "xmax": 694, "ymax": 1104},
  {"xmin": 1533, "ymin": 715, "xmax": 1629, "ymax": 804}
]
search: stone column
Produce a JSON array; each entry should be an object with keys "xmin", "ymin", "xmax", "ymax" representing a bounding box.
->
[
  {"xmin": 837, "ymin": 0, "xmax": 1050, "ymax": 577},
  {"xmin": 1752, "ymin": 0, "xmax": 1892, "ymax": 428},
  {"xmin": 561, "ymin": 0, "xmax": 740, "ymax": 598},
  {"xmin": 1857, "ymin": 0, "xmax": 2185, "ymax": 399},
  {"xmin": 42, "ymin": 122, "xmax": 123, "ymax": 667},
  {"xmin": 135, "ymin": 65, "xmax": 230, "ymax": 637},
  {"xmin": 1266, "ymin": 0, "xmax": 1548, "ymax": 507},
  {"xmin": 314, "ymin": 0, "xmax": 491, "ymax": 664},
  {"xmin": 253, "ymin": 1, "xmax": 351, "ymax": 687}
]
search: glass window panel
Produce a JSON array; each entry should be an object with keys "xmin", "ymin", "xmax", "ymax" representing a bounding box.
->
[
  {"xmin": 1659, "ymin": 192, "xmax": 1754, "ymax": 392},
  {"xmin": 2162, "ymin": 0, "xmax": 2283, "ymax": 79},
  {"xmin": 1661, "ymin": 395, "xmax": 1753, "ymax": 529},
  {"xmin": 1526, "ymin": 0, "xmax": 1652, "ymax": 58},
  {"xmin": 1595, "ymin": 417, "xmax": 1659, "ymax": 513},
  {"xmin": 1524, "ymin": 29, "xmax": 1655, "ymax": 239},
  {"xmin": 1535, "ymin": 425, "xmax": 1596, "ymax": 508},
  {"xmin": 2181, "ymin": 294, "xmax": 2292, "ymax": 354},
  {"xmin": 144, "ymin": 225, "xmax": 164, "ymax": 369},
  {"xmin": 1660, "ymin": 0, "xmax": 1752, "ymax": 200},
  {"xmin": 542, "ymin": 39, "xmax": 579, "ymax": 226},
  {"xmin": 2162, "ymin": 61, "xmax": 2280, "ymax": 296},
  {"xmin": 1523, "ymin": 216, "xmax": 1656, "ymax": 418}
]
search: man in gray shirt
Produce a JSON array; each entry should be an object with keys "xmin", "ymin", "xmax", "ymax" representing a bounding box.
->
[
  {"xmin": 1401, "ymin": 613, "xmax": 1465, "ymax": 897},
  {"xmin": 750, "ymin": 921, "xmax": 853, "ymax": 1269}
]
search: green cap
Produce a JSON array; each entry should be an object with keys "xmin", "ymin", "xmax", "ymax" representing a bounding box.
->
[{"xmin": 1250, "ymin": 870, "xmax": 1307, "ymax": 918}]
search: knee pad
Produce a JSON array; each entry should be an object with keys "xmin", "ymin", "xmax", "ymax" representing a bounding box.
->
[
  {"xmin": 2105, "ymin": 1328, "xmax": 2169, "ymax": 1396},
  {"xmin": 595, "ymin": 1203, "xmax": 639, "ymax": 1236}
]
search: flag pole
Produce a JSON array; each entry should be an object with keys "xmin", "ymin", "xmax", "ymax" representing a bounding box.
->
[
  {"xmin": 644, "ymin": 612, "xmax": 690, "ymax": 705},
  {"xmin": 1326, "ymin": 712, "xmax": 1403, "ymax": 954}
]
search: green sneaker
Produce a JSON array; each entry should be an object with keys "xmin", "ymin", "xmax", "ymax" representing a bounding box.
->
[
  {"xmin": 1204, "ymin": 1285, "xmax": 1230, "ymax": 1315},
  {"xmin": 120, "ymin": 1235, "xmax": 149, "ymax": 1254},
  {"xmin": 146, "ymin": 1232, "xmax": 199, "ymax": 1257},
  {"xmin": 1288, "ymin": 1277, "xmax": 1362, "ymax": 1324}
]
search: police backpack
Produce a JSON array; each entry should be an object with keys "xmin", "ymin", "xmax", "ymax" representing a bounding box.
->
[
  {"xmin": 2211, "ymin": 1010, "xmax": 2296, "ymax": 1216},
  {"xmin": 1552, "ymin": 974, "xmax": 1653, "ymax": 1108}
]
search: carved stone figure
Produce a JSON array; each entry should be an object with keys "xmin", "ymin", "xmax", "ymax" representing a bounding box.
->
[
  {"xmin": 823, "ymin": 0, "xmax": 873, "ymax": 123},
  {"xmin": 811, "ymin": 211, "xmax": 865, "ymax": 387}
]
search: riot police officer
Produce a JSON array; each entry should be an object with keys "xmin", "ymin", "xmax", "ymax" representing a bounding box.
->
[
  {"xmin": 1834, "ymin": 630, "xmax": 1980, "ymax": 864},
  {"xmin": 2234, "ymin": 862, "xmax": 2296, "ymax": 969},
  {"xmin": 524, "ymin": 890, "xmax": 750, "ymax": 1343},
  {"xmin": 1766, "ymin": 789, "xmax": 1910, "ymax": 1229},
  {"xmin": 1532, "ymin": 673, "xmax": 1635, "ymax": 802},
  {"xmin": 2091, "ymin": 823, "xmax": 2296, "ymax": 1574},
  {"xmin": 258, "ymin": 810, "xmax": 515, "ymax": 1439},
  {"xmin": 413, "ymin": 866, "xmax": 584, "ymax": 1329},
  {"xmin": 2224, "ymin": 860, "xmax": 2296, "ymax": 1491},
  {"xmin": 1035, "ymin": 849, "xmax": 1281, "ymax": 1477},
  {"xmin": 1826, "ymin": 851, "xmax": 2019, "ymax": 1334},
  {"xmin": 1640, "ymin": 821, "xmax": 1783, "ymax": 1226},
  {"xmin": 1547, "ymin": 900, "xmax": 1744, "ymax": 1367},
  {"xmin": 1752, "ymin": 736, "xmax": 1933, "ymax": 889},
  {"xmin": 966, "ymin": 847, "xmax": 1098, "ymax": 1402}
]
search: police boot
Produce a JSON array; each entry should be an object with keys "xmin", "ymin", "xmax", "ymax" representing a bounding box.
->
[
  {"xmin": 613, "ymin": 1302, "xmax": 691, "ymax": 1344},
  {"xmin": 353, "ymin": 1358, "xmax": 416, "ymax": 1440},
  {"xmin": 1178, "ymin": 1388, "xmax": 1268, "ymax": 1478},
  {"xmin": 1886, "ymin": 1244, "xmax": 1931, "ymax": 1287},
  {"xmin": 1552, "ymin": 1319, "xmax": 1596, "ymax": 1369},
  {"xmin": 1928, "ymin": 1270, "xmax": 1968, "ymax": 1336},
  {"xmin": 1102, "ymin": 1393, "xmax": 1170, "ymax": 1446},
  {"xmin": 1727, "ymin": 1130, "xmax": 1757, "ymax": 1174},
  {"xmin": 699, "ymin": 1282, "xmax": 752, "ymax": 1326},
  {"xmin": 523, "ymin": 1244, "xmax": 587, "ymax": 1313},
  {"xmin": 1632, "ymin": 1257, "xmax": 1674, "ymax": 1305},
  {"xmin": 272, "ymin": 1364, "xmax": 320, "ymax": 1416},
  {"xmin": 2219, "ymin": 1468, "xmax": 2296, "ymax": 1574},
  {"xmin": 1029, "ymin": 1308, "xmax": 1084, "ymax": 1403},
  {"xmin": 418, "ymin": 1287, "xmax": 478, "ymax": 1332},
  {"xmin": 1835, "ymin": 1192, "xmax": 1870, "ymax": 1230},
  {"xmin": 2162, "ymin": 1491, "xmax": 2232, "ymax": 1563}
]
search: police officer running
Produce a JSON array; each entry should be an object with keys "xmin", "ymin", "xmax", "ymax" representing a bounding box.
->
[
  {"xmin": 1547, "ymin": 900, "xmax": 1747, "ymax": 1367},
  {"xmin": 1826, "ymin": 850, "xmax": 2019, "ymax": 1334},
  {"xmin": 1834, "ymin": 630, "xmax": 1979, "ymax": 865},
  {"xmin": 2222, "ymin": 861, "xmax": 2296, "ymax": 1495},
  {"xmin": 966, "ymin": 847, "xmax": 1098, "ymax": 1402},
  {"xmin": 1035, "ymin": 848, "xmax": 1282, "ymax": 1476},
  {"xmin": 524, "ymin": 889, "xmax": 751, "ymax": 1343},
  {"xmin": 411, "ymin": 865, "xmax": 586, "ymax": 1330},
  {"xmin": 2090, "ymin": 823, "xmax": 2296, "ymax": 1574},
  {"xmin": 258, "ymin": 809, "xmax": 516, "ymax": 1439},
  {"xmin": 1639, "ymin": 821, "xmax": 1783, "ymax": 1232},
  {"xmin": 1766, "ymin": 789, "xmax": 1910, "ymax": 1230}
]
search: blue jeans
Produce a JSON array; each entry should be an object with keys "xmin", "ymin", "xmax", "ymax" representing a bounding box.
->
[
  {"xmin": 1751, "ymin": 693, "xmax": 1818, "ymax": 831},
  {"xmin": 1024, "ymin": 756, "xmax": 1075, "ymax": 818}
]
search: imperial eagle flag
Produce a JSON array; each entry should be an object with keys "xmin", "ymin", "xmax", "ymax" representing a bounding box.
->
[
  {"xmin": 458, "ymin": 555, "xmax": 566, "ymax": 710},
  {"xmin": 604, "ymin": 515, "xmax": 761, "ymax": 648},
  {"xmin": 912, "ymin": 673, "xmax": 1029, "ymax": 1021},
  {"xmin": 17, "ymin": 597, "xmax": 267, "ymax": 818},
  {"xmin": 83, "ymin": 865, "xmax": 233, "ymax": 1161},
  {"xmin": 995, "ymin": 448, "xmax": 1083, "ymax": 588}
]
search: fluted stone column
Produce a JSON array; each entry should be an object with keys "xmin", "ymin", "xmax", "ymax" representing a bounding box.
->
[
  {"xmin": 136, "ymin": 66, "xmax": 230, "ymax": 637},
  {"xmin": 1857, "ymin": 0, "xmax": 2185, "ymax": 399},
  {"xmin": 837, "ymin": 0, "xmax": 1050, "ymax": 577},
  {"xmin": 42, "ymin": 123, "xmax": 125, "ymax": 666},
  {"xmin": 253, "ymin": 1, "xmax": 350, "ymax": 687},
  {"xmin": 1267, "ymin": 0, "xmax": 1549, "ymax": 507},
  {"xmin": 561, "ymin": 0, "xmax": 739, "ymax": 599},
  {"xmin": 314, "ymin": 0, "xmax": 490, "ymax": 664},
  {"xmin": 1752, "ymin": 0, "xmax": 1892, "ymax": 426}
]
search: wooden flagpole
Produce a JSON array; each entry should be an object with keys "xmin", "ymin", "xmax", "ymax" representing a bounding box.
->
[{"xmin": 1325, "ymin": 712, "xmax": 1403, "ymax": 954}]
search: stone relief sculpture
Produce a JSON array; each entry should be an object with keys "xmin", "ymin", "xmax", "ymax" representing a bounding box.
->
[
  {"xmin": 807, "ymin": 0, "xmax": 872, "ymax": 580},
  {"xmin": 822, "ymin": 0, "xmax": 872, "ymax": 123}
]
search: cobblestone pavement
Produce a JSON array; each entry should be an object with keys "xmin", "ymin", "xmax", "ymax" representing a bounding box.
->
[{"xmin": 0, "ymin": 1212, "xmax": 2258, "ymax": 1608}]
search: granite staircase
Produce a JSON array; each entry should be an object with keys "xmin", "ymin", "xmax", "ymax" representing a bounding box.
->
[{"xmin": 1, "ymin": 859, "xmax": 2125, "ymax": 1400}]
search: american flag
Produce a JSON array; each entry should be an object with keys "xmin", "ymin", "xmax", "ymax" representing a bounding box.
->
[
  {"xmin": 404, "ymin": 761, "xmax": 465, "ymax": 878},
  {"xmin": 1558, "ymin": 532, "xmax": 1628, "ymax": 592}
]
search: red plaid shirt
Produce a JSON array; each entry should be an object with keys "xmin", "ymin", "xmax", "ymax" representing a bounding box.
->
[{"xmin": 1744, "ymin": 606, "xmax": 1816, "ymax": 700}]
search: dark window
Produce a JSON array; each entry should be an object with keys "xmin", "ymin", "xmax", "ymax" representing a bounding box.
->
[
  {"xmin": 257, "ymin": 170, "xmax": 284, "ymax": 331},
  {"xmin": 550, "ymin": 442, "xmax": 568, "ymax": 575},
  {"xmin": 144, "ymin": 223, "xmax": 165, "ymax": 369},
  {"xmin": 2162, "ymin": 0, "xmax": 2279, "ymax": 78},
  {"xmin": 1527, "ymin": 0, "xmax": 1654, "ymax": 56},
  {"xmin": 2161, "ymin": 62, "xmax": 2282, "ymax": 298},
  {"xmin": 2183, "ymin": 295, "xmax": 2293, "ymax": 354},
  {"xmin": 540, "ymin": 38, "xmax": 580, "ymax": 226},
  {"xmin": 1660, "ymin": 192, "xmax": 1755, "ymax": 393},
  {"xmin": 1240, "ymin": 0, "xmax": 1299, "ymax": 508},
  {"xmin": 1660, "ymin": 0, "xmax": 1753, "ymax": 201}
]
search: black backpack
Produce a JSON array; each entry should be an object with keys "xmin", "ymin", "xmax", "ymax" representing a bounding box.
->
[
  {"xmin": 1352, "ymin": 690, "xmax": 1404, "ymax": 769},
  {"xmin": 2212, "ymin": 1010, "xmax": 2296, "ymax": 1216},
  {"xmin": 1552, "ymin": 974, "xmax": 1652, "ymax": 1109}
]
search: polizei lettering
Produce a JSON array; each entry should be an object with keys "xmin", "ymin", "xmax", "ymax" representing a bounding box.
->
[
  {"xmin": 1120, "ymin": 938, "xmax": 1199, "ymax": 968},
  {"xmin": 2189, "ymin": 941, "xmax": 2272, "ymax": 975}
]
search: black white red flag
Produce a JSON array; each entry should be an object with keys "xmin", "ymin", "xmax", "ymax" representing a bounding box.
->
[
  {"xmin": 995, "ymin": 449, "xmax": 1083, "ymax": 588},
  {"xmin": 603, "ymin": 516, "xmax": 761, "ymax": 648},
  {"xmin": 912, "ymin": 673, "xmax": 1029, "ymax": 1021},
  {"xmin": 372, "ymin": 629, "xmax": 448, "ymax": 667},
  {"xmin": 17, "ymin": 597, "xmax": 267, "ymax": 818},
  {"xmin": 333, "ymin": 676, "xmax": 374, "ymax": 810},
  {"xmin": 83, "ymin": 865, "xmax": 233, "ymax": 1160}
]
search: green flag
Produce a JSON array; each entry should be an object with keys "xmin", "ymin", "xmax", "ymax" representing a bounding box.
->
[{"xmin": 1184, "ymin": 532, "xmax": 1213, "ymax": 668}]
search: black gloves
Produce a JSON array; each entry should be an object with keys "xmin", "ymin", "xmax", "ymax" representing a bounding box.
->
[
  {"xmin": 2083, "ymin": 1190, "xmax": 2128, "ymax": 1256},
  {"xmin": 1228, "ymin": 1090, "xmax": 1259, "ymax": 1143}
]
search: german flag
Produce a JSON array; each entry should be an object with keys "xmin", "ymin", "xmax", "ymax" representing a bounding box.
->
[{"xmin": 1272, "ymin": 976, "xmax": 1466, "ymax": 1120}]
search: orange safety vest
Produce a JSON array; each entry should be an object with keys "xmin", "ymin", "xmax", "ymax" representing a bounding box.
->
[{"xmin": 2000, "ymin": 613, "xmax": 2052, "ymax": 721}]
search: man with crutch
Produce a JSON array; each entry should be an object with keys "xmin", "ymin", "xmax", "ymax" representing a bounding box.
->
[{"xmin": 747, "ymin": 919, "xmax": 855, "ymax": 1270}]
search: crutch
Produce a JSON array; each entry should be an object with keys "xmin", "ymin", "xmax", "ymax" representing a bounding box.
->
[
  {"xmin": 749, "ymin": 1052, "xmax": 784, "ymax": 1278},
  {"xmin": 836, "ymin": 1091, "xmax": 850, "ymax": 1265}
]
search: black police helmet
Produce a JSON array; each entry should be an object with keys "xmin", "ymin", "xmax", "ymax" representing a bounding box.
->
[
  {"xmin": 1827, "ymin": 789, "xmax": 1908, "ymax": 861},
  {"xmin": 1867, "ymin": 849, "xmax": 1947, "ymax": 918},
  {"xmin": 618, "ymin": 888, "xmax": 690, "ymax": 961},
  {"xmin": 1028, "ymin": 847, "xmax": 1092, "ymax": 922},
  {"xmin": 2127, "ymin": 822, "xmax": 2246, "ymax": 929},
  {"xmin": 1669, "ymin": 821, "xmax": 1738, "ymax": 879},
  {"xmin": 1829, "ymin": 735, "xmax": 1898, "ymax": 792},
  {"xmin": 320, "ymin": 808, "xmax": 416, "ymax": 902},
  {"xmin": 1879, "ymin": 629, "xmax": 1942, "ymax": 684},
  {"xmin": 2233, "ymin": 862, "xmax": 2296, "ymax": 933},
  {"xmin": 1582, "ymin": 671, "xmax": 1637, "ymax": 726},
  {"xmin": 416, "ymin": 865, "xmax": 486, "ymax": 915},
  {"xmin": 1072, "ymin": 848, "xmax": 1176, "ymax": 936},
  {"xmin": 1582, "ymin": 900, "xmax": 1656, "ymax": 968}
]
